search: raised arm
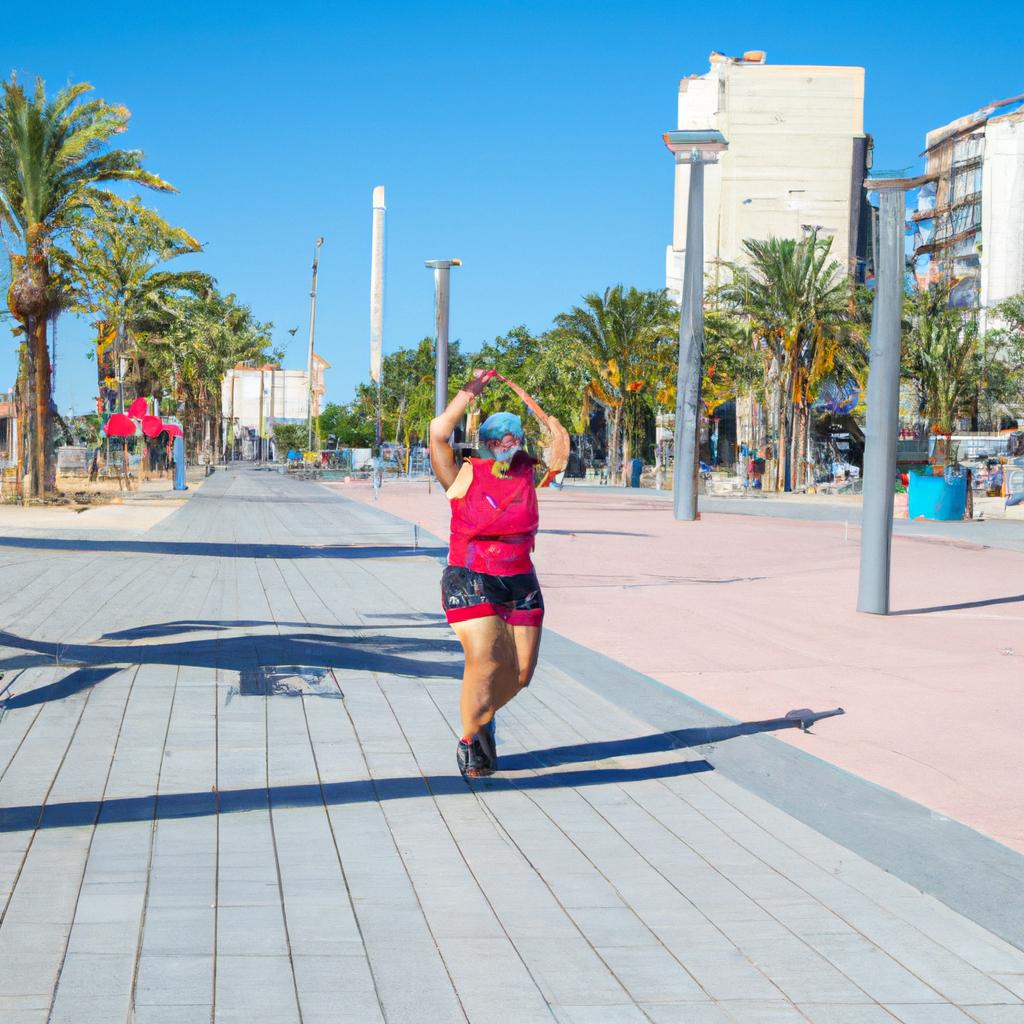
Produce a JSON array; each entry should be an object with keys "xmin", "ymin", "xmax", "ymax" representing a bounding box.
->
[
  {"xmin": 493, "ymin": 374, "xmax": 570, "ymax": 482},
  {"xmin": 429, "ymin": 369, "xmax": 495, "ymax": 490}
]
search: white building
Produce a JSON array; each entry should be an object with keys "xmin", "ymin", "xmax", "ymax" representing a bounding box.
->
[
  {"xmin": 222, "ymin": 355, "xmax": 330, "ymax": 456},
  {"xmin": 666, "ymin": 50, "xmax": 869, "ymax": 299},
  {"xmin": 911, "ymin": 96, "xmax": 1024, "ymax": 311}
]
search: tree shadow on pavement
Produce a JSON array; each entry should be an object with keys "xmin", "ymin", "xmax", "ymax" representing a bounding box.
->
[
  {"xmin": 0, "ymin": 625, "xmax": 462, "ymax": 708},
  {"xmin": 0, "ymin": 759, "xmax": 714, "ymax": 834},
  {"xmin": 101, "ymin": 619, "xmax": 447, "ymax": 641},
  {"xmin": 0, "ymin": 536, "xmax": 446, "ymax": 560}
]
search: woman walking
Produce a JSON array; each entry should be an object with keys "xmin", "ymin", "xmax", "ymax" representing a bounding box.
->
[{"xmin": 429, "ymin": 369, "xmax": 569, "ymax": 777}]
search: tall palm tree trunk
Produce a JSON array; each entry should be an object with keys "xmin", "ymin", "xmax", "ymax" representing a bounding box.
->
[
  {"xmin": 16, "ymin": 342, "xmax": 30, "ymax": 497},
  {"xmin": 609, "ymin": 404, "xmax": 622, "ymax": 481},
  {"xmin": 32, "ymin": 313, "xmax": 54, "ymax": 497}
]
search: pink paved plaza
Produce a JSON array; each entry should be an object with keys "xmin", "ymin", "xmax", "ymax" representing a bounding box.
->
[{"xmin": 334, "ymin": 480, "xmax": 1024, "ymax": 853}]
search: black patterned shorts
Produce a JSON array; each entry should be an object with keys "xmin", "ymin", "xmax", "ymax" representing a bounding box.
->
[{"xmin": 441, "ymin": 565, "xmax": 544, "ymax": 626}]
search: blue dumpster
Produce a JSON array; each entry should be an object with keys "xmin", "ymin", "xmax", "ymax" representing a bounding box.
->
[
  {"xmin": 629, "ymin": 458, "xmax": 643, "ymax": 488},
  {"xmin": 908, "ymin": 469, "xmax": 966, "ymax": 521}
]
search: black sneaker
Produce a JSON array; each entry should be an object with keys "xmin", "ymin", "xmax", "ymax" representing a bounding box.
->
[
  {"xmin": 457, "ymin": 731, "xmax": 497, "ymax": 778},
  {"xmin": 479, "ymin": 717, "xmax": 497, "ymax": 765}
]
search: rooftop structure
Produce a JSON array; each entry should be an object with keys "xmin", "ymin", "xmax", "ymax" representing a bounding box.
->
[{"xmin": 666, "ymin": 50, "xmax": 869, "ymax": 298}]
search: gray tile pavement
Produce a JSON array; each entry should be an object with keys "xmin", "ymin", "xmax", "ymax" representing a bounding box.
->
[{"xmin": 0, "ymin": 466, "xmax": 1022, "ymax": 1022}]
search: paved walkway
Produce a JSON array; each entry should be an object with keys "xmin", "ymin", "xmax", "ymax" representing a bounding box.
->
[
  {"xmin": 339, "ymin": 479, "xmax": 1024, "ymax": 854},
  {"xmin": 0, "ymin": 467, "xmax": 1022, "ymax": 1023}
]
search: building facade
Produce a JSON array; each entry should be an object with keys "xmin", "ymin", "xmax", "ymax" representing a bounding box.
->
[
  {"xmin": 222, "ymin": 355, "xmax": 330, "ymax": 458},
  {"xmin": 666, "ymin": 50, "xmax": 869, "ymax": 299},
  {"xmin": 911, "ymin": 95, "xmax": 1024, "ymax": 311},
  {"xmin": 0, "ymin": 389, "xmax": 16, "ymax": 471}
]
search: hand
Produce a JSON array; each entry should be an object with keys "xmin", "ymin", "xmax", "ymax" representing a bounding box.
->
[
  {"xmin": 544, "ymin": 415, "xmax": 571, "ymax": 474},
  {"xmin": 464, "ymin": 369, "xmax": 496, "ymax": 396}
]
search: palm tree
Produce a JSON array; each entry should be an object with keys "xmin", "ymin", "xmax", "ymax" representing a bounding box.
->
[
  {"xmin": 62, "ymin": 198, "xmax": 212, "ymax": 403},
  {"xmin": 903, "ymin": 290, "xmax": 981, "ymax": 459},
  {"xmin": 0, "ymin": 75, "xmax": 172, "ymax": 496},
  {"xmin": 717, "ymin": 232, "xmax": 862, "ymax": 491},
  {"xmin": 554, "ymin": 286, "xmax": 676, "ymax": 481},
  {"xmin": 146, "ymin": 290, "xmax": 274, "ymax": 461}
]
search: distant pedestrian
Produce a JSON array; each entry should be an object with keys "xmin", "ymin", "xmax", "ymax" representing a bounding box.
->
[{"xmin": 429, "ymin": 369, "xmax": 569, "ymax": 777}]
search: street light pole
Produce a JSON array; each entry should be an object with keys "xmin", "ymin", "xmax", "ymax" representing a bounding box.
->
[
  {"xmin": 306, "ymin": 237, "xmax": 324, "ymax": 451},
  {"xmin": 424, "ymin": 259, "xmax": 461, "ymax": 417},
  {"xmin": 675, "ymin": 153, "xmax": 706, "ymax": 520},
  {"xmin": 662, "ymin": 130, "xmax": 728, "ymax": 521},
  {"xmin": 370, "ymin": 187, "xmax": 386, "ymax": 450},
  {"xmin": 857, "ymin": 173, "xmax": 935, "ymax": 614}
]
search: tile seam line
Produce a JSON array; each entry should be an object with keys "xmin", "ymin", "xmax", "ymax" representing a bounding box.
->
[
  {"xmin": 0, "ymin": 661, "xmax": 111, "ymax": 927},
  {"xmin": 296, "ymin": 688, "xmax": 387, "ymax": 1022},
  {"xmin": 339, "ymin": 683, "xmax": 469, "ymax": 1021},
  {"xmin": 524, "ymin": 678, "xmax": 1019, "ymax": 1003},
  {"xmin": 373, "ymin": 673, "xmax": 561, "ymax": 1022},
  {"xmin": 419, "ymin": 681, "xmax": 663, "ymax": 1021},
  {"xmin": 325, "ymin": 487, "xmax": 1024, "ymax": 947},
  {"xmin": 314, "ymin": 530, "xmax": 471, "ymax": 1023},
  {"xmin": 670, "ymin": 777, "xmax": 1019, "ymax": 1012},
  {"xmin": 44, "ymin": 663, "xmax": 142, "ymax": 1024},
  {"xmin": 261, "ymin": 486, "xmax": 310, "ymax": 1021},
  {"xmin": 263, "ymin": 669, "xmax": 306, "ymax": 1024},
  {"xmin": 126, "ymin": 627, "xmax": 193, "ymax": 1020},
  {"xmin": 266, "ymin": 508, "xmax": 387, "ymax": 1020},
  {"xmin": 494, "ymin": 695, "xmax": 792, "ymax": 1012}
]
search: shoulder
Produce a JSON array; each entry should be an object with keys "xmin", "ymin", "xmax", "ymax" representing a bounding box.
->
[{"xmin": 445, "ymin": 460, "xmax": 475, "ymax": 499}]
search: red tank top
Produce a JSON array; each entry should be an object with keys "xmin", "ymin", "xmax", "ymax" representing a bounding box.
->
[{"xmin": 448, "ymin": 454, "xmax": 539, "ymax": 575}]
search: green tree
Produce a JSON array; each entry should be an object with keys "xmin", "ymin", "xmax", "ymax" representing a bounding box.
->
[
  {"xmin": 553, "ymin": 286, "xmax": 677, "ymax": 481},
  {"xmin": 0, "ymin": 75, "xmax": 173, "ymax": 495},
  {"xmin": 902, "ymin": 289, "xmax": 982, "ymax": 457},
  {"xmin": 144, "ymin": 290, "xmax": 275, "ymax": 460},
  {"xmin": 472, "ymin": 325, "xmax": 592, "ymax": 452},
  {"xmin": 61, "ymin": 198, "xmax": 212, "ymax": 402},
  {"xmin": 273, "ymin": 423, "xmax": 307, "ymax": 454},
  {"xmin": 717, "ymin": 232, "xmax": 864, "ymax": 491},
  {"xmin": 319, "ymin": 401, "xmax": 375, "ymax": 447},
  {"xmin": 979, "ymin": 293, "xmax": 1024, "ymax": 429},
  {"xmin": 354, "ymin": 338, "xmax": 467, "ymax": 463}
]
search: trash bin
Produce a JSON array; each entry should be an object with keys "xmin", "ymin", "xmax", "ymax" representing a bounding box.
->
[
  {"xmin": 908, "ymin": 468, "xmax": 967, "ymax": 520},
  {"xmin": 629, "ymin": 458, "xmax": 643, "ymax": 488}
]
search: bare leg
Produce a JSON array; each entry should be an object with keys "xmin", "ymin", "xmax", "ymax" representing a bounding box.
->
[
  {"xmin": 451, "ymin": 616, "xmax": 523, "ymax": 738},
  {"xmin": 510, "ymin": 624, "xmax": 542, "ymax": 688}
]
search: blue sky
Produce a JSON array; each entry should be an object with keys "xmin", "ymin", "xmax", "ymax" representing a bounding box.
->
[{"xmin": 5, "ymin": 0, "xmax": 1021, "ymax": 413}]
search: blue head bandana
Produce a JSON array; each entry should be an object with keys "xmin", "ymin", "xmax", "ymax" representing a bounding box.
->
[{"xmin": 479, "ymin": 412, "xmax": 524, "ymax": 461}]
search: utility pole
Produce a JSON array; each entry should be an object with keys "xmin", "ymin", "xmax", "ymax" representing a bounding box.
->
[
  {"xmin": 857, "ymin": 172, "xmax": 934, "ymax": 614},
  {"xmin": 370, "ymin": 187, "xmax": 385, "ymax": 449},
  {"xmin": 258, "ymin": 366, "xmax": 265, "ymax": 463},
  {"xmin": 424, "ymin": 259, "xmax": 461, "ymax": 417},
  {"xmin": 306, "ymin": 237, "xmax": 324, "ymax": 450}
]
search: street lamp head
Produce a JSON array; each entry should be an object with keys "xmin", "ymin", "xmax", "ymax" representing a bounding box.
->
[
  {"xmin": 662, "ymin": 129, "xmax": 729, "ymax": 164},
  {"xmin": 424, "ymin": 259, "xmax": 462, "ymax": 270}
]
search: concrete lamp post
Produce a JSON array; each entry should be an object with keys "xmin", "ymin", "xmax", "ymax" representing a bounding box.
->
[
  {"xmin": 856, "ymin": 172, "xmax": 936, "ymax": 615},
  {"xmin": 306, "ymin": 237, "xmax": 324, "ymax": 451},
  {"xmin": 425, "ymin": 259, "xmax": 462, "ymax": 418},
  {"xmin": 662, "ymin": 129, "xmax": 728, "ymax": 521}
]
